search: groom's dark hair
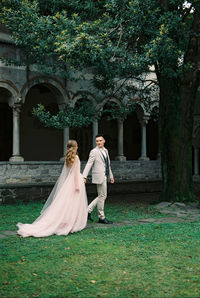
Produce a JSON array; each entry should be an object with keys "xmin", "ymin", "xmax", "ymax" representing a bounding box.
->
[{"xmin": 96, "ymin": 133, "xmax": 104, "ymax": 139}]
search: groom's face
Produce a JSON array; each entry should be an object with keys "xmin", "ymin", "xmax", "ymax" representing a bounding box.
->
[{"xmin": 96, "ymin": 137, "xmax": 105, "ymax": 148}]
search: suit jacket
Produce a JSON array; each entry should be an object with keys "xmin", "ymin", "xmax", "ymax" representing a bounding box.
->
[{"xmin": 83, "ymin": 146, "xmax": 113, "ymax": 184}]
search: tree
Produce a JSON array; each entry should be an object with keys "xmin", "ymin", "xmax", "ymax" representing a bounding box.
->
[
  {"xmin": 103, "ymin": 100, "xmax": 137, "ymax": 121},
  {"xmin": 1, "ymin": 0, "xmax": 200, "ymax": 201},
  {"xmin": 32, "ymin": 101, "xmax": 97, "ymax": 129}
]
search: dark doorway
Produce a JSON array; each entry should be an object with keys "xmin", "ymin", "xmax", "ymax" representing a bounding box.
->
[
  {"xmin": 0, "ymin": 103, "xmax": 12, "ymax": 161},
  {"xmin": 98, "ymin": 104, "xmax": 118, "ymax": 160},
  {"xmin": 70, "ymin": 125, "xmax": 93, "ymax": 161},
  {"xmin": 147, "ymin": 119, "xmax": 159, "ymax": 160},
  {"xmin": 21, "ymin": 84, "xmax": 63, "ymax": 161},
  {"xmin": 69, "ymin": 99, "xmax": 93, "ymax": 160},
  {"xmin": 124, "ymin": 111, "xmax": 141, "ymax": 160}
]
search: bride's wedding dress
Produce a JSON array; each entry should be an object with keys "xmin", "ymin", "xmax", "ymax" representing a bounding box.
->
[{"xmin": 17, "ymin": 156, "xmax": 88, "ymax": 237}]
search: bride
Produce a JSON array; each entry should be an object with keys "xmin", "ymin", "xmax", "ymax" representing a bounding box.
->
[{"xmin": 17, "ymin": 140, "xmax": 88, "ymax": 237}]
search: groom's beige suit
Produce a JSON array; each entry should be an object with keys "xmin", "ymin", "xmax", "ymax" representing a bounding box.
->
[{"xmin": 83, "ymin": 146, "xmax": 113, "ymax": 219}]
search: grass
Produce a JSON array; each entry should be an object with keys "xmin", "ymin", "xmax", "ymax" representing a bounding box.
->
[
  {"xmin": 0, "ymin": 193, "xmax": 163, "ymax": 232},
  {"xmin": 1, "ymin": 194, "xmax": 200, "ymax": 297}
]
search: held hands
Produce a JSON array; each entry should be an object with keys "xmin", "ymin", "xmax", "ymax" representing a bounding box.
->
[
  {"xmin": 110, "ymin": 178, "xmax": 114, "ymax": 184},
  {"xmin": 83, "ymin": 178, "xmax": 87, "ymax": 184}
]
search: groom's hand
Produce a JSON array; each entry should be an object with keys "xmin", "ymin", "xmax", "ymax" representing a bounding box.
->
[
  {"xmin": 110, "ymin": 178, "xmax": 114, "ymax": 184},
  {"xmin": 84, "ymin": 178, "xmax": 87, "ymax": 184}
]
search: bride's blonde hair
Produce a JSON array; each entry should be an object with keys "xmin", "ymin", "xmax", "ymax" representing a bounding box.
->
[{"xmin": 65, "ymin": 140, "xmax": 78, "ymax": 167}]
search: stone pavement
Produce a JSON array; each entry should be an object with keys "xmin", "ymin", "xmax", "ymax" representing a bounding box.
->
[
  {"xmin": 153, "ymin": 201, "xmax": 200, "ymax": 223},
  {"xmin": 0, "ymin": 230, "xmax": 17, "ymax": 239},
  {"xmin": 86, "ymin": 201, "xmax": 200, "ymax": 229},
  {"xmin": 1, "ymin": 202, "xmax": 199, "ymax": 237}
]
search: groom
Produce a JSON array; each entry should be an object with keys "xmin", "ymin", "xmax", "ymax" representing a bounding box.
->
[{"xmin": 83, "ymin": 134, "xmax": 114, "ymax": 224}]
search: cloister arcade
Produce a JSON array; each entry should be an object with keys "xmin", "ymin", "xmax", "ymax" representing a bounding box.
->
[
  {"xmin": 0, "ymin": 23, "xmax": 200, "ymax": 178},
  {"xmin": 0, "ymin": 76, "xmax": 160, "ymax": 163}
]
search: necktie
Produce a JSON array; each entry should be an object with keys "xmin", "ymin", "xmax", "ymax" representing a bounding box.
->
[{"xmin": 101, "ymin": 150, "xmax": 109, "ymax": 177}]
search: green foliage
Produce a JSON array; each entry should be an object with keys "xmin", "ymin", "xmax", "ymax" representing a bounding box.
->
[
  {"xmin": 1, "ymin": 0, "xmax": 199, "ymax": 81},
  {"xmin": 1, "ymin": 0, "xmax": 198, "ymax": 109},
  {"xmin": 1, "ymin": 0, "xmax": 199, "ymax": 100},
  {"xmin": 103, "ymin": 100, "xmax": 137, "ymax": 120},
  {"xmin": 32, "ymin": 101, "xmax": 97, "ymax": 129}
]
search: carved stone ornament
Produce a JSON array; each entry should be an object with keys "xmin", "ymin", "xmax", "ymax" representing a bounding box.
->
[{"xmin": 13, "ymin": 96, "xmax": 23, "ymax": 114}]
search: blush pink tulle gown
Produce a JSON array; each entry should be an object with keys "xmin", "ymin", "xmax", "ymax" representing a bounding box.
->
[{"xmin": 17, "ymin": 156, "xmax": 88, "ymax": 237}]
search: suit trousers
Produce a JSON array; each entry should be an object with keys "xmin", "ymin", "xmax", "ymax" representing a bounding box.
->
[{"xmin": 88, "ymin": 176, "xmax": 107, "ymax": 219}]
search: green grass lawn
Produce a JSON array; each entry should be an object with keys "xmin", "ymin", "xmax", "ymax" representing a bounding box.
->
[
  {"xmin": 1, "ymin": 196, "xmax": 200, "ymax": 297},
  {"xmin": 0, "ymin": 193, "xmax": 163, "ymax": 232}
]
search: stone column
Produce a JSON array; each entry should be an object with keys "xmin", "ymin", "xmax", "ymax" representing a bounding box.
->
[
  {"xmin": 194, "ymin": 148, "xmax": 199, "ymax": 175},
  {"xmin": 63, "ymin": 126, "xmax": 69, "ymax": 155},
  {"xmin": 9, "ymin": 100, "xmax": 24, "ymax": 162},
  {"xmin": 115, "ymin": 118, "xmax": 126, "ymax": 161},
  {"xmin": 60, "ymin": 126, "xmax": 69, "ymax": 161},
  {"xmin": 138, "ymin": 116, "xmax": 149, "ymax": 161},
  {"xmin": 92, "ymin": 119, "xmax": 98, "ymax": 148}
]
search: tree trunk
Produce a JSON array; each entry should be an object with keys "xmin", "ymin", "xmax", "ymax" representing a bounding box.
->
[
  {"xmin": 159, "ymin": 77, "xmax": 196, "ymax": 201},
  {"xmin": 159, "ymin": 11, "xmax": 200, "ymax": 202}
]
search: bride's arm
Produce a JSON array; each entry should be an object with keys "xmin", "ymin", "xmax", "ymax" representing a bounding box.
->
[{"xmin": 74, "ymin": 156, "xmax": 80, "ymax": 191}]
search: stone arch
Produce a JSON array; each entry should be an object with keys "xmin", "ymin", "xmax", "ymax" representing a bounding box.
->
[
  {"xmin": 0, "ymin": 79, "xmax": 19, "ymax": 106},
  {"xmin": 20, "ymin": 76, "xmax": 70, "ymax": 106},
  {"xmin": 97, "ymin": 97, "xmax": 122, "ymax": 160},
  {"xmin": 71, "ymin": 91, "xmax": 96, "ymax": 108},
  {"xmin": 69, "ymin": 91, "xmax": 96, "ymax": 160},
  {"xmin": 98, "ymin": 96, "xmax": 122, "ymax": 111},
  {"xmin": 20, "ymin": 77, "xmax": 68, "ymax": 161}
]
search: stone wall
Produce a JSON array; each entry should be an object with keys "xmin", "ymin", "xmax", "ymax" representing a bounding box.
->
[
  {"xmin": 1, "ymin": 160, "xmax": 200, "ymax": 203},
  {"xmin": 0, "ymin": 160, "xmax": 162, "ymax": 184},
  {"xmin": 0, "ymin": 160, "xmax": 162, "ymax": 202}
]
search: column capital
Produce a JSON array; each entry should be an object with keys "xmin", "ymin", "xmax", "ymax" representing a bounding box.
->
[
  {"xmin": 12, "ymin": 96, "xmax": 23, "ymax": 114},
  {"xmin": 138, "ymin": 115, "xmax": 150, "ymax": 126},
  {"xmin": 117, "ymin": 118, "xmax": 124, "ymax": 124}
]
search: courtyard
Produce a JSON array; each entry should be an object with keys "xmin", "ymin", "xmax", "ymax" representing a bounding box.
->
[{"xmin": 1, "ymin": 193, "xmax": 200, "ymax": 297}]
